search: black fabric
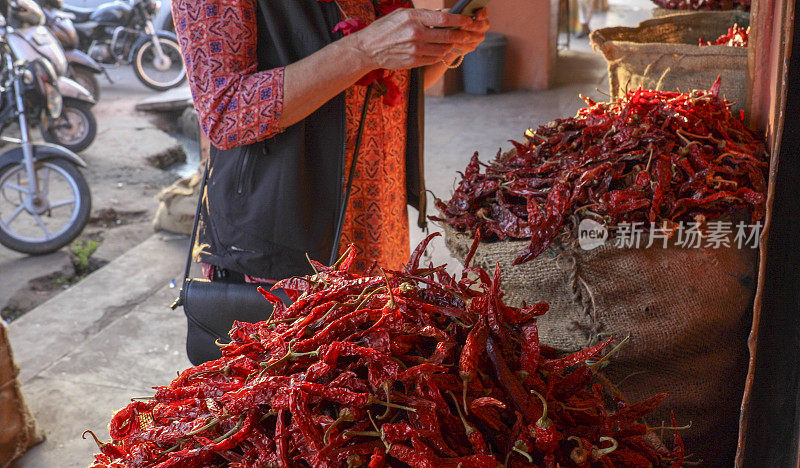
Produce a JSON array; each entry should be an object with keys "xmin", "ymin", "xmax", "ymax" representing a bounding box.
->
[{"xmin": 195, "ymin": 0, "xmax": 426, "ymax": 280}]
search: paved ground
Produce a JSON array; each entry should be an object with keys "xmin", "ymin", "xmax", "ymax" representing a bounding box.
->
[
  {"xmin": 0, "ymin": 67, "xmax": 184, "ymax": 319},
  {"xmin": 7, "ymin": 1, "xmax": 653, "ymax": 465}
]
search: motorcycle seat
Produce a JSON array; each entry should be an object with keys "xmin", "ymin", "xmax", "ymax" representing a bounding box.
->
[
  {"xmin": 73, "ymin": 21, "xmax": 98, "ymax": 36},
  {"xmin": 62, "ymin": 5, "xmax": 94, "ymax": 22}
]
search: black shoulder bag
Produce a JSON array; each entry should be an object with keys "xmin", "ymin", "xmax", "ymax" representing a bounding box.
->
[{"xmin": 173, "ymin": 86, "xmax": 374, "ymax": 365}]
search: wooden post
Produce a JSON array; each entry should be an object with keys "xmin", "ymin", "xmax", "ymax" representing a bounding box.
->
[{"xmin": 736, "ymin": 0, "xmax": 798, "ymax": 466}]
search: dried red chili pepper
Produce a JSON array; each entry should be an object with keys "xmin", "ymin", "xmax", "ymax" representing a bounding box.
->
[
  {"xmin": 434, "ymin": 80, "xmax": 768, "ymax": 265},
  {"xmin": 88, "ymin": 240, "xmax": 682, "ymax": 468}
]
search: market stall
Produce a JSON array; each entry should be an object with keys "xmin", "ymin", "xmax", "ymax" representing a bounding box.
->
[{"xmin": 4, "ymin": 0, "xmax": 798, "ymax": 466}]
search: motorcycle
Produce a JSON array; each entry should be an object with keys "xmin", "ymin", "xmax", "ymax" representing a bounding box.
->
[
  {"xmin": 0, "ymin": 13, "xmax": 92, "ymax": 254},
  {"xmin": 63, "ymin": 0, "xmax": 185, "ymax": 91},
  {"xmin": 40, "ymin": 0, "xmax": 105, "ymax": 100},
  {"xmin": 5, "ymin": 0, "xmax": 97, "ymax": 152}
]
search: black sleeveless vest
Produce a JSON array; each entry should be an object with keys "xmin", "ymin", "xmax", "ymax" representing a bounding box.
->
[{"xmin": 195, "ymin": 0, "xmax": 425, "ymax": 280}]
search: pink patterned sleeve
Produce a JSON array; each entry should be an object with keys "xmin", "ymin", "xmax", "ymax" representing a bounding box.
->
[{"xmin": 172, "ymin": 0, "xmax": 285, "ymax": 150}]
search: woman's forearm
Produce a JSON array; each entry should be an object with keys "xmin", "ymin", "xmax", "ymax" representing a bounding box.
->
[
  {"xmin": 278, "ymin": 40, "xmax": 372, "ymax": 128},
  {"xmin": 279, "ymin": 9, "xmax": 480, "ymax": 126},
  {"xmin": 422, "ymin": 52, "xmax": 461, "ymax": 90}
]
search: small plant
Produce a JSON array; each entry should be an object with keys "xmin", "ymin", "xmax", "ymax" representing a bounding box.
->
[{"xmin": 70, "ymin": 239, "xmax": 99, "ymax": 275}]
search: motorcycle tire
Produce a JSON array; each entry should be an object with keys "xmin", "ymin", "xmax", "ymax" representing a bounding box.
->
[
  {"xmin": 41, "ymin": 99, "xmax": 97, "ymax": 153},
  {"xmin": 69, "ymin": 65, "xmax": 101, "ymax": 102},
  {"xmin": 0, "ymin": 158, "xmax": 91, "ymax": 255},
  {"xmin": 133, "ymin": 33, "xmax": 187, "ymax": 92}
]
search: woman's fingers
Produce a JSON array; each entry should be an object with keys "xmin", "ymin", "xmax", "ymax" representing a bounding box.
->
[
  {"xmin": 424, "ymin": 27, "xmax": 484, "ymax": 46},
  {"xmin": 410, "ymin": 9, "xmax": 474, "ymax": 29},
  {"xmin": 350, "ymin": 7, "xmax": 491, "ymax": 70},
  {"xmin": 460, "ymin": 9, "xmax": 490, "ymax": 33}
]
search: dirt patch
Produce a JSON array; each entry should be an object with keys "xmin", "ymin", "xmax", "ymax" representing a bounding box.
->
[
  {"xmin": 146, "ymin": 145, "xmax": 186, "ymax": 170},
  {"xmin": 88, "ymin": 208, "xmax": 149, "ymax": 229},
  {"xmin": 0, "ymin": 238, "xmax": 108, "ymax": 322}
]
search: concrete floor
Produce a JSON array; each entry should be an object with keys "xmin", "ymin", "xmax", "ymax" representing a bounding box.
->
[
  {"xmin": 0, "ymin": 66, "xmax": 182, "ymax": 318},
  {"xmin": 7, "ymin": 2, "xmax": 655, "ymax": 466}
]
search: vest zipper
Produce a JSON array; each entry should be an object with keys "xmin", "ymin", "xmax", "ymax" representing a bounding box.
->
[{"xmin": 236, "ymin": 152, "xmax": 252, "ymax": 195}]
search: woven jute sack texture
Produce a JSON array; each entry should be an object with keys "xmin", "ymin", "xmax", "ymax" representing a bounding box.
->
[
  {"xmin": 443, "ymin": 223, "xmax": 756, "ymax": 467},
  {"xmin": 590, "ymin": 11, "xmax": 750, "ymax": 111},
  {"xmin": 652, "ymin": 7, "xmax": 698, "ymax": 17},
  {"xmin": 0, "ymin": 323, "xmax": 43, "ymax": 467}
]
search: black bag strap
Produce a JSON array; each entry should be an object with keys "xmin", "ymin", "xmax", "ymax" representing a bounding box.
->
[
  {"xmin": 175, "ymin": 84, "xmax": 375, "ymax": 302},
  {"xmin": 330, "ymin": 84, "xmax": 374, "ymax": 265}
]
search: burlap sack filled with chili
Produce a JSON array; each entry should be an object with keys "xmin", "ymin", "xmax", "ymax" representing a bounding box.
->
[
  {"xmin": 0, "ymin": 322, "xmax": 44, "ymax": 467},
  {"xmin": 591, "ymin": 11, "xmax": 749, "ymax": 112},
  {"xmin": 436, "ymin": 82, "xmax": 767, "ymax": 467}
]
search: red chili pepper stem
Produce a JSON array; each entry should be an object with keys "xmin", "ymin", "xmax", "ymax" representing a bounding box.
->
[
  {"xmin": 512, "ymin": 440, "xmax": 534, "ymax": 463},
  {"xmin": 531, "ymin": 390, "xmax": 551, "ymax": 429},
  {"xmin": 186, "ymin": 417, "xmax": 220, "ymax": 436},
  {"xmin": 647, "ymin": 422, "xmax": 693, "ymax": 431},
  {"xmin": 568, "ymin": 436, "xmax": 588, "ymax": 464},
  {"xmin": 344, "ymin": 430, "xmax": 382, "ymax": 438},
  {"xmin": 461, "ymin": 379, "xmax": 470, "ymax": 416},
  {"xmin": 368, "ymin": 410, "xmax": 392, "ymax": 452},
  {"xmin": 367, "ymin": 394, "xmax": 417, "ymax": 413},
  {"xmin": 153, "ymin": 443, "xmax": 181, "ymax": 458},
  {"xmin": 331, "ymin": 245, "xmax": 354, "ymax": 269},
  {"xmin": 399, "ymin": 282, "xmax": 417, "ymax": 294},
  {"xmin": 376, "ymin": 383, "xmax": 393, "ymax": 420},
  {"xmin": 81, "ymin": 430, "xmax": 106, "ymax": 450},
  {"xmin": 306, "ymin": 252, "xmax": 321, "ymax": 276},
  {"xmin": 212, "ymin": 413, "xmax": 247, "ymax": 443},
  {"xmin": 353, "ymin": 287, "xmax": 387, "ymax": 311},
  {"xmin": 588, "ymin": 335, "xmax": 630, "ymax": 370},
  {"xmin": 447, "ymin": 391, "xmax": 477, "ymax": 436},
  {"xmin": 591, "ymin": 437, "xmax": 619, "ymax": 460},
  {"xmin": 379, "ymin": 268, "xmax": 396, "ymax": 308},
  {"xmin": 323, "ymin": 408, "xmax": 355, "ymax": 445},
  {"xmin": 260, "ymin": 345, "xmax": 320, "ymax": 371}
]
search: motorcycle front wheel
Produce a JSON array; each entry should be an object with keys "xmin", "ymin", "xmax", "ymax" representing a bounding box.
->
[
  {"xmin": 41, "ymin": 99, "xmax": 98, "ymax": 153},
  {"xmin": 69, "ymin": 65, "xmax": 101, "ymax": 102},
  {"xmin": 133, "ymin": 34, "xmax": 187, "ymax": 91},
  {"xmin": 0, "ymin": 158, "xmax": 91, "ymax": 255}
]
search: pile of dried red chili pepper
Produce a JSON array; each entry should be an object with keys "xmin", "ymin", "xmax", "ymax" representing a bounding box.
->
[
  {"xmin": 699, "ymin": 24, "xmax": 750, "ymax": 47},
  {"xmin": 651, "ymin": 0, "xmax": 749, "ymax": 10},
  {"xmin": 433, "ymin": 79, "xmax": 768, "ymax": 265},
  {"xmin": 86, "ymin": 235, "xmax": 683, "ymax": 467}
]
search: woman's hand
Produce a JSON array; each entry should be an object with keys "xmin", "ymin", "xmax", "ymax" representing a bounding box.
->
[
  {"xmin": 346, "ymin": 9, "xmax": 489, "ymax": 71},
  {"xmin": 448, "ymin": 8, "xmax": 490, "ymax": 57}
]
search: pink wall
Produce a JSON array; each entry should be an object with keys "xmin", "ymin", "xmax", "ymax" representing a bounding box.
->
[
  {"xmin": 414, "ymin": 0, "xmax": 557, "ymax": 94},
  {"xmin": 489, "ymin": 0, "xmax": 556, "ymax": 90}
]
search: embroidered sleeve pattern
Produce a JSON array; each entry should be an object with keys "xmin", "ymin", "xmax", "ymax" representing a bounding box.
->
[{"xmin": 172, "ymin": 0, "xmax": 285, "ymax": 150}]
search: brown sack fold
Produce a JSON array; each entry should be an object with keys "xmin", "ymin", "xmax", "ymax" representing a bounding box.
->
[{"xmin": 0, "ymin": 323, "xmax": 43, "ymax": 468}]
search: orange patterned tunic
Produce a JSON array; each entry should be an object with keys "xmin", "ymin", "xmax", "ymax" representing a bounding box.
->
[{"xmin": 338, "ymin": 0, "xmax": 411, "ymax": 273}]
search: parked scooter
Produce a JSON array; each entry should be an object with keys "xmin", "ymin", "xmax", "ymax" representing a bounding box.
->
[
  {"xmin": 63, "ymin": 0, "xmax": 185, "ymax": 91},
  {"xmin": 5, "ymin": 0, "xmax": 96, "ymax": 152},
  {"xmin": 0, "ymin": 13, "xmax": 91, "ymax": 254},
  {"xmin": 40, "ymin": 0, "xmax": 105, "ymax": 100}
]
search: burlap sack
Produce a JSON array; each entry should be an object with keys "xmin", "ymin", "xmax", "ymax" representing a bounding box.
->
[
  {"xmin": 652, "ymin": 7, "xmax": 696, "ymax": 17},
  {"xmin": 443, "ymin": 223, "xmax": 756, "ymax": 467},
  {"xmin": 590, "ymin": 11, "xmax": 750, "ymax": 111},
  {"xmin": 0, "ymin": 323, "xmax": 43, "ymax": 467},
  {"xmin": 152, "ymin": 168, "xmax": 202, "ymax": 235},
  {"xmin": 652, "ymin": 8, "xmax": 750, "ymax": 18}
]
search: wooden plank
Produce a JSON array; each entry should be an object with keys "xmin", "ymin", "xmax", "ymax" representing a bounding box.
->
[{"xmin": 737, "ymin": 0, "xmax": 797, "ymax": 465}]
